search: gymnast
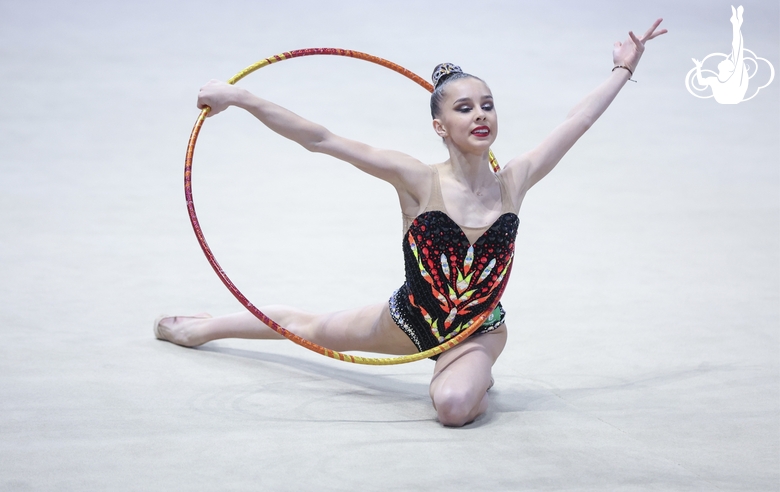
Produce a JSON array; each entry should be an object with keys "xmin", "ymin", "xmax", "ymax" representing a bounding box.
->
[
  {"xmin": 155, "ymin": 19, "xmax": 666, "ymax": 427},
  {"xmin": 692, "ymin": 5, "xmax": 748, "ymax": 104}
]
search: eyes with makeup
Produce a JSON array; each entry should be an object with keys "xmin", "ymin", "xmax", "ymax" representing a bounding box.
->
[{"xmin": 454, "ymin": 100, "xmax": 494, "ymax": 113}]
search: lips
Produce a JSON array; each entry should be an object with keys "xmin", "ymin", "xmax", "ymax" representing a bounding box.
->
[{"xmin": 471, "ymin": 126, "xmax": 490, "ymax": 137}]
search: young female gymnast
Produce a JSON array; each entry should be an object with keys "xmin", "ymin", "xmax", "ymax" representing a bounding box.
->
[{"xmin": 156, "ymin": 19, "xmax": 666, "ymax": 426}]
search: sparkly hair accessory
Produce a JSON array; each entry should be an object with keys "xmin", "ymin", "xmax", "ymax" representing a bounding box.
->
[{"xmin": 432, "ymin": 63, "xmax": 463, "ymax": 88}]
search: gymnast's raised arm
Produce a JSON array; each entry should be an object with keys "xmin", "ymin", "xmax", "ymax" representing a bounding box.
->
[
  {"xmin": 196, "ymin": 81, "xmax": 430, "ymax": 198},
  {"xmin": 502, "ymin": 19, "xmax": 666, "ymax": 194}
]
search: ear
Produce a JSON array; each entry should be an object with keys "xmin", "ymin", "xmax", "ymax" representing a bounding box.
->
[{"xmin": 432, "ymin": 118, "xmax": 447, "ymax": 138}]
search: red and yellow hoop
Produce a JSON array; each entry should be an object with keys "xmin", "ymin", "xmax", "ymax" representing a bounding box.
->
[{"xmin": 185, "ymin": 48, "xmax": 500, "ymax": 364}]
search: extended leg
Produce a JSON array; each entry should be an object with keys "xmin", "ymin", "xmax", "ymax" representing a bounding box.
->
[
  {"xmin": 154, "ymin": 303, "xmax": 417, "ymax": 355},
  {"xmin": 428, "ymin": 325, "xmax": 508, "ymax": 427}
]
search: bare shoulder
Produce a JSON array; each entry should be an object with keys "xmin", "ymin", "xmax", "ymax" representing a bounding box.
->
[
  {"xmin": 315, "ymin": 130, "xmax": 441, "ymax": 218},
  {"xmin": 394, "ymin": 160, "xmax": 436, "ymax": 218},
  {"xmin": 500, "ymin": 154, "xmax": 534, "ymax": 200}
]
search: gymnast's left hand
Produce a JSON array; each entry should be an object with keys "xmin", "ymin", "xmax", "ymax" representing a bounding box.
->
[
  {"xmin": 612, "ymin": 18, "xmax": 667, "ymax": 73},
  {"xmin": 197, "ymin": 79, "xmax": 242, "ymax": 117}
]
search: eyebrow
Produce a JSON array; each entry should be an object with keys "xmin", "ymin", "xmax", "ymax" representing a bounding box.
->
[{"xmin": 452, "ymin": 95, "xmax": 494, "ymax": 105}]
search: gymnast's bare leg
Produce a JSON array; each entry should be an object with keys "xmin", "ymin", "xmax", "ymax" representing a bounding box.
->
[
  {"xmin": 429, "ymin": 325, "xmax": 507, "ymax": 426},
  {"xmin": 154, "ymin": 305, "xmax": 418, "ymax": 355},
  {"xmin": 155, "ymin": 309, "xmax": 502, "ymax": 427}
]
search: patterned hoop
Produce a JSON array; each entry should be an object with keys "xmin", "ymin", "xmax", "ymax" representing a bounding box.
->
[{"xmin": 186, "ymin": 48, "xmax": 501, "ymax": 364}]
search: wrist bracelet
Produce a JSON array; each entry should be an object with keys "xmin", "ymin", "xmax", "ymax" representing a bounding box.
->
[{"xmin": 613, "ymin": 65, "xmax": 637, "ymax": 83}]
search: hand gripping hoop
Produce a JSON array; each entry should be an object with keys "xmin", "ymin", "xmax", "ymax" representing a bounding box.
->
[{"xmin": 186, "ymin": 48, "xmax": 501, "ymax": 364}]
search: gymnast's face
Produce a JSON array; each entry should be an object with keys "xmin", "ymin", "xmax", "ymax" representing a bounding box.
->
[{"xmin": 432, "ymin": 77, "xmax": 498, "ymax": 151}]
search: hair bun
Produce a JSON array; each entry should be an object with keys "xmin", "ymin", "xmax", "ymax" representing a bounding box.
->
[{"xmin": 432, "ymin": 63, "xmax": 463, "ymax": 88}]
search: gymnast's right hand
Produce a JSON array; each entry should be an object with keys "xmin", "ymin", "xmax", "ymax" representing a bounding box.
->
[{"xmin": 197, "ymin": 79, "xmax": 242, "ymax": 116}]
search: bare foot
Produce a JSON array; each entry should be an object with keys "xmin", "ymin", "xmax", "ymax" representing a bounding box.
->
[{"xmin": 153, "ymin": 313, "xmax": 212, "ymax": 347}]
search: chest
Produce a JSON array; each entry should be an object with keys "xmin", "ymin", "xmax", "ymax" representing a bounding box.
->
[{"xmin": 405, "ymin": 211, "xmax": 519, "ymax": 278}]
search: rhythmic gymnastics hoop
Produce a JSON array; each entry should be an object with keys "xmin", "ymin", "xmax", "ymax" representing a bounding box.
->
[{"xmin": 186, "ymin": 48, "xmax": 501, "ymax": 365}]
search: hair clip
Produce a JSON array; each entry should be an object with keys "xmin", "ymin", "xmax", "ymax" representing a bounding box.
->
[{"xmin": 432, "ymin": 63, "xmax": 463, "ymax": 87}]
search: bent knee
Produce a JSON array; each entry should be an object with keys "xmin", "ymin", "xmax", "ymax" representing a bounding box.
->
[{"xmin": 433, "ymin": 386, "xmax": 485, "ymax": 427}]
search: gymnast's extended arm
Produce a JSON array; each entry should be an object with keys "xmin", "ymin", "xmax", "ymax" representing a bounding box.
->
[
  {"xmin": 502, "ymin": 18, "xmax": 667, "ymax": 194},
  {"xmin": 196, "ymin": 81, "xmax": 428, "ymax": 191}
]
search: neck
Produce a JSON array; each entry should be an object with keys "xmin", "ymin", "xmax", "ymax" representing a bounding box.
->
[{"xmin": 443, "ymin": 145, "xmax": 495, "ymax": 190}]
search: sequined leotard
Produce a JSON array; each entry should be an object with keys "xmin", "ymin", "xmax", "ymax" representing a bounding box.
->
[{"xmin": 389, "ymin": 164, "xmax": 520, "ymax": 358}]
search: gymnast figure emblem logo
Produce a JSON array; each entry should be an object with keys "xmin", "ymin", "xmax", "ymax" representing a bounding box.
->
[{"xmin": 685, "ymin": 5, "xmax": 774, "ymax": 104}]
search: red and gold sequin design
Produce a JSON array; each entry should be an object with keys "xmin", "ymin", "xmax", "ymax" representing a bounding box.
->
[{"xmin": 390, "ymin": 211, "xmax": 519, "ymax": 355}]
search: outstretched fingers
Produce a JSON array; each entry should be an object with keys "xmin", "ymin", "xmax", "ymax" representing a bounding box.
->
[
  {"xmin": 640, "ymin": 18, "xmax": 667, "ymax": 43},
  {"xmin": 625, "ymin": 19, "xmax": 666, "ymax": 55},
  {"xmin": 612, "ymin": 18, "xmax": 666, "ymax": 74},
  {"xmin": 629, "ymin": 31, "xmax": 642, "ymax": 50}
]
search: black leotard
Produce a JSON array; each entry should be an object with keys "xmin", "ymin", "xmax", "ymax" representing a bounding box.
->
[{"xmin": 389, "ymin": 165, "xmax": 519, "ymax": 357}]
